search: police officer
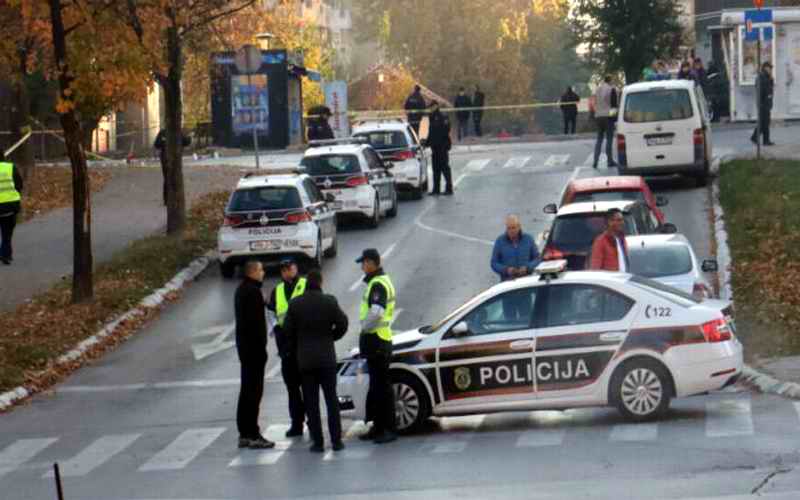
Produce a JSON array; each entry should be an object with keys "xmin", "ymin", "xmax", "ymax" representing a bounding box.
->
[
  {"xmin": 426, "ymin": 101, "xmax": 453, "ymax": 196},
  {"xmin": 266, "ymin": 258, "xmax": 307, "ymax": 437},
  {"xmin": 356, "ymin": 248, "xmax": 398, "ymax": 444},
  {"xmin": 0, "ymin": 151, "xmax": 23, "ymax": 266}
]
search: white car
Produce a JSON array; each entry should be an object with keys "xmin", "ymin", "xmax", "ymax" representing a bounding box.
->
[
  {"xmin": 300, "ymin": 140, "xmax": 398, "ymax": 228},
  {"xmin": 337, "ymin": 260, "xmax": 742, "ymax": 433},
  {"xmin": 352, "ymin": 120, "xmax": 429, "ymax": 199},
  {"xmin": 217, "ymin": 169, "xmax": 338, "ymax": 278},
  {"xmin": 627, "ymin": 234, "xmax": 718, "ymax": 300}
]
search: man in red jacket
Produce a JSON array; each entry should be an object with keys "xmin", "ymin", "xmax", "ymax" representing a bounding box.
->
[{"xmin": 590, "ymin": 209, "xmax": 629, "ymax": 272}]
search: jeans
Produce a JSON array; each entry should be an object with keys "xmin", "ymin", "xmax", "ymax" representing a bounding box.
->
[
  {"xmin": 281, "ymin": 356, "xmax": 305, "ymax": 427},
  {"xmin": 593, "ymin": 117, "xmax": 615, "ymax": 167},
  {"xmin": 237, "ymin": 358, "xmax": 266, "ymax": 438},
  {"xmin": 366, "ymin": 353, "xmax": 396, "ymax": 433},
  {"xmin": 0, "ymin": 213, "xmax": 16, "ymax": 260},
  {"xmin": 563, "ymin": 114, "xmax": 577, "ymax": 135},
  {"xmin": 301, "ymin": 367, "xmax": 341, "ymax": 445}
]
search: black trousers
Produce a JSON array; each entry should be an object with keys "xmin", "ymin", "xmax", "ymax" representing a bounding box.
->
[
  {"xmin": 237, "ymin": 358, "xmax": 266, "ymax": 439},
  {"xmin": 281, "ymin": 356, "xmax": 305, "ymax": 426},
  {"xmin": 366, "ymin": 353, "xmax": 396, "ymax": 433},
  {"xmin": 752, "ymin": 108, "xmax": 771, "ymax": 144},
  {"xmin": 301, "ymin": 367, "xmax": 341, "ymax": 445},
  {"xmin": 431, "ymin": 147, "xmax": 453, "ymax": 194},
  {"xmin": 0, "ymin": 213, "xmax": 17, "ymax": 260},
  {"xmin": 593, "ymin": 117, "xmax": 615, "ymax": 167},
  {"xmin": 457, "ymin": 119, "xmax": 469, "ymax": 140},
  {"xmin": 563, "ymin": 114, "xmax": 577, "ymax": 135},
  {"xmin": 473, "ymin": 114, "xmax": 483, "ymax": 137}
]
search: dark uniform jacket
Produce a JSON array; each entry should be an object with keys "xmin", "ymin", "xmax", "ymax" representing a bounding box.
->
[
  {"xmin": 283, "ymin": 288, "xmax": 349, "ymax": 372},
  {"xmin": 404, "ymin": 91, "xmax": 427, "ymax": 125},
  {"xmin": 472, "ymin": 91, "xmax": 486, "ymax": 119},
  {"xmin": 266, "ymin": 277, "xmax": 301, "ymax": 358},
  {"xmin": 454, "ymin": 94, "xmax": 472, "ymax": 122},
  {"xmin": 560, "ymin": 89, "xmax": 580, "ymax": 117},
  {"xmin": 307, "ymin": 119, "xmax": 335, "ymax": 141},
  {"xmin": 758, "ymin": 70, "xmax": 774, "ymax": 111},
  {"xmin": 0, "ymin": 164, "xmax": 23, "ymax": 216},
  {"xmin": 427, "ymin": 110, "xmax": 452, "ymax": 151},
  {"xmin": 234, "ymin": 277, "xmax": 268, "ymax": 363}
]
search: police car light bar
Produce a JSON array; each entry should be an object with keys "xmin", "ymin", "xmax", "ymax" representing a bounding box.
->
[
  {"xmin": 307, "ymin": 137, "xmax": 369, "ymax": 148},
  {"xmin": 242, "ymin": 166, "xmax": 307, "ymax": 178},
  {"xmin": 535, "ymin": 260, "xmax": 568, "ymax": 275}
]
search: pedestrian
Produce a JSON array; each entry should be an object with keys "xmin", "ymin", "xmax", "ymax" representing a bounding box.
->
[
  {"xmin": 266, "ymin": 258, "xmax": 307, "ymax": 438},
  {"xmin": 426, "ymin": 101, "xmax": 454, "ymax": 196},
  {"xmin": 234, "ymin": 260, "xmax": 275, "ymax": 450},
  {"xmin": 589, "ymin": 209, "xmax": 630, "ymax": 272},
  {"xmin": 490, "ymin": 215, "xmax": 541, "ymax": 319},
  {"xmin": 592, "ymin": 76, "xmax": 618, "ymax": 169},
  {"xmin": 0, "ymin": 151, "xmax": 23, "ymax": 266},
  {"xmin": 355, "ymin": 248, "xmax": 398, "ymax": 444},
  {"xmin": 693, "ymin": 57, "xmax": 708, "ymax": 91},
  {"xmin": 472, "ymin": 85, "xmax": 486, "ymax": 137},
  {"xmin": 154, "ymin": 129, "xmax": 191, "ymax": 206},
  {"xmin": 677, "ymin": 61, "xmax": 693, "ymax": 81},
  {"xmin": 283, "ymin": 268, "xmax": 349, "ymax": 453},
  {"xmin": 454, "ymin": 87, "xmax": 471, "ymax": 141},
  {"xmin": 404, "ymin": 85, "xmax": 427, "ymax": 136},
  {"xmin": 655, "ymin": 61, "xmax": 670, "ymax": 80},
  {"xmin": 307, "ymin": 107, "xmax": 335, "ymax": 142},
  {"xmin": 751, "ymin": 62, "xmax": 775, "ymax": 146},
  {"xmin": 559, "ymin": 86, "xmax": 580, "ymax": 135}
]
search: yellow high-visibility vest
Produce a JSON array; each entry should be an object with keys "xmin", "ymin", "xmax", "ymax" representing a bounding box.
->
[
  {"xmin": 0, "ymin": 163, "xmax": 20, "ymax": 204},
  {"xmin": 359, "ymin": 274, "xmax": 396, "ymax": 342}
]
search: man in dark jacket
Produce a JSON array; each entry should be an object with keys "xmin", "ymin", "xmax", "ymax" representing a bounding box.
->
[
  {"xmin": 472, "ymin": 86, "xmax": 486, "ymax": 137},
  {"xmin": 154, "ymin": 129, "xmax": 191, "ymax": 206},
  {"xmin": 0, "ymin": 151, "xmax": 23, "ymax": 266},
  {"xmin": 751, "ymin": 62, "xmax": 775, "ymax": 146},
  {"xmin": 426, "ymin": 102, "xmax": 453, "ymax": 196},
  {"xmin": 283, "ymin": 268, "xmax": 349, "ymax": 453},
  {"xmin": 454, "ymin": 87, "xmax": 471, "ymax": 141},
  {"xmin": 307, "ymin": 109, "xmax": 335, "ymax": 142},
  {"xmin": 234, "ymin": 260, "xmax": 274, "ymax": 450},
  {"xmin": 559, "ymin": 86, "xmax": 580, "ymax": 135},
  {"xmin": 404, "ymin": 85, "xmax": 427, "ymax": 135}
]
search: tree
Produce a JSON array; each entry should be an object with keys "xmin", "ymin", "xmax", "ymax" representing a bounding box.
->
[{"xmin": 571, "ymin": 0, "xmax": 685, "ymax": 84}]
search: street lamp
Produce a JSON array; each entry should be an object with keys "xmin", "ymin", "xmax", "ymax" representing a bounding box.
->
[{"xmin": 255, "ymin": 32, "xmax": 275, "ymax": 50}]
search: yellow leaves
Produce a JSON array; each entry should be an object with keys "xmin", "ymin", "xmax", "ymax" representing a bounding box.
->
[{"xmin": 55, "ymin": 97, "xmax": 74, "ymax": 114}]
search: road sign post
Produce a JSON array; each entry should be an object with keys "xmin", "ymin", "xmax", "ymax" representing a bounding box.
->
[{"xmin": 235, "ymin": 45, "xmax": 263, "ymax": 169}]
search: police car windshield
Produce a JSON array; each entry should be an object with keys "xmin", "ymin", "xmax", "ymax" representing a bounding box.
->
[
  {"xmin": 624, "ymin": 89, "xmax": 693, "ymax": 123},
  {"xmin": 629, "ymin": 245, "xmax": 692, "ymax": 278},
  {"xmin": 572, "ymin": 191, "xmax": 645, "ymax": 204},
  {"xmin": 427, "ymin": 289, "xmax": 496, "ymax": 333},
  {"xmin": 300, "ymin": 155, "xmax": 361, "ymax": 176},
  {"xmin": 228, "ymin": 187, "xmax": 302, "ymax": 212},
  {"xmin": 627, "ymin": 275, "xmax": 701, "ymax": 305},
  {"xmin": 550, "ymin": 214, "xmax": 635, "ymax": 251},
  {"xmin": 353, "ymin": 131, "xmax": 409, "ymax": 151}
]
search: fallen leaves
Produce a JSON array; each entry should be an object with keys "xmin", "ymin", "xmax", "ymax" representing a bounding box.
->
[{"xmin": 20, "ymin": 166, "xmax": 112, "ymax": 222}]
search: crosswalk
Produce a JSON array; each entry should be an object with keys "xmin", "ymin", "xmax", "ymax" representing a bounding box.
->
[
  {"xmin": 3, "ymin": 397, "xmax": 797, "ymax": 479},
  {"xmin": 455, "ymin": 152, "xmax": 611, "ymax": 175}
]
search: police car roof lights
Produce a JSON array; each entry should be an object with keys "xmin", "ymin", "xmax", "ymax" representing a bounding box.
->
[
  {"xmin": 307, "ymin": 137, "xmax": 369, "ymax": 148},
  {"xmin": 535, "ymin": 259, "xmax": 568, "ymax": 277},
  {"xmin": 242, "ymin": 166, "xmax": 307, "ymax": 178}
]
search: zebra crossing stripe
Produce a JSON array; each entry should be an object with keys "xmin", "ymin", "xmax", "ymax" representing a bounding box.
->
[
  {"xmin": 515, "ymin": 429, "xmax": 565, "ymax": 447},
  {"xmin": 139, "ymin": 428, "xmax": 225, "ymax": 472},
  {"xmin": 0, "ymin": 438, "xmax": 58, "ymax": 477},
  {"xmin": 544, "ymin": 154, "xmax": 570, "ymax": 167},
  {"xmin": 43, "ymin": 434, "xmax": 141, "ymax": 478},
  {"xmin": 584, "ymin": 153, "xmax": 607, "ymax": 167},
  {"xmin": 609, "ymin": 423, "xmax": 658, "ymax": 442},
  {"xmin": 466, "ymin": 159, "xmax": 492, "ymax": 172},
  {"xmin": 322, "ymin": 447, "xmax": 373, "ymax": 462},
  {"xmin": 229, "ymin": 441, "xmax": 293, "ymax": 467},
  {"xmin": 503, "ymin": 157, "xmax": 531, "ymax": 169},
  {"xmin": 706, "ymin": 399, "xmax": 754, "ymax": 438},
  {"xmin": 429, "ymin": 441, "xmax": 468, "ymax": 454}
]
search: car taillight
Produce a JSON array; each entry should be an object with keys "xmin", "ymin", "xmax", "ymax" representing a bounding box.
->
[
  {"xmin": 702, "ymin": 318, "xmax": 732, "ymax": 343},
  {"xmin": 393, "ymin": 150, "xmax": 414, "ymax": 161},
  {"xmin": 345, "ymin": 175, "xmax": 369, "ymax": 187},
  {"xmin": 543, "ymin": 247, "xmax": 564, "ymax": 260},
  {"xmin": 693, "ymin": 128, "xmax": 705, "ymax": 163},
  {"xmin": 616, "ymin": 134, "xmax": 627, "ymax": 167},
  {"xmin": 693, "ymin": 128, "xmax": 705, "ymax": 146},
  {"xmin": 693, "ymin": 282, "xmax": 710, "ymax": 300},
  {"xmin": 223, "ymin": 215, "xmax": 243, "ymax": 227},
  {"xmin": 285, "ymin": 211, "xmax": 312, "ymax": 224}
]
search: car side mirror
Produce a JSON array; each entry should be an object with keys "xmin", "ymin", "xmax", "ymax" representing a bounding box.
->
[
  {"xmin": 543, "ymin": 203, "xmax": 558, "ymax": 214},
  {"xmin": 659, "ymin": 223, "xmax": 678, "ymax": 234},
  {"xmin": 701, "ymin": 259, "xmax": 719, "ymax": 273},
  {"xmin": 325, "ymin": 193, "xmax": 336, "ymax": 203},
  {"xmin": 656, "ymin": 195, "xmax": 669, "ymax": 207},
  {"xmin": 451, "ymin": 321, "xmax": 470, "ymax": 338}
]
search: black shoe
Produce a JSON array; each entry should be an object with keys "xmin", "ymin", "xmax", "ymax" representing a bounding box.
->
[
  {"xmin": 592, "ymin": 164, "xmax": 598, "ymax": 169},
  {"xmin": 765, "ymin": 141, "xmax": 776, "ymax": 146},
  {"xmin": 373, "ymin": 431, "xmax": 397, "ymax": 444},
  {"xmin": 285, "ymin": 425, "xmax": 304, "ymax": 438},
  {"xmin": 428, "ymin": 191, "xmax": 440, "ymax": 196},
  {"xmin": 0, "ymin": 258, "xmax": 9, "ymax": 266},
  {"xmin": 358, "ymin": 427, "xmax": 378, "ymax": 441},
  {"xmin": 332, "ymin": 441, "xmax": 345, "ymax": 451},
  {"xmin": 751, "ymin": 136, "xmax": 758, "ymax": 145},
  {"xmin": 608, "ymin": 162, "xmax": 618, "ymax": 168},
  {"xmin": 309, "ymin": 443, "xmax": 324, "ymax": 453},
  {"xmin": 238, "ymin": 437, "xmax": 251, "ymax": 449},
  {"xmin": 247, "ymin": 436, "xmax": 275, "ymax": 449},
  {"xmin": 443, "ymin": 190, "xmax": 454, "ymax": 196}
]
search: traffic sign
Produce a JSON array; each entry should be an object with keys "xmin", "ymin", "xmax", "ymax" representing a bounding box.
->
[
  {"xmin": 744, "ymin": 9, "xmax": 773, "ymax": 41},
  {"xmin": 234, "ymin": 44, "xmax": 262, "ymax": 74}
]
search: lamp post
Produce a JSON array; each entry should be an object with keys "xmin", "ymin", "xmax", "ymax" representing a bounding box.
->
[{"xmin": 255, "ymin": 32, "xmax": 275, "ymax": 50}]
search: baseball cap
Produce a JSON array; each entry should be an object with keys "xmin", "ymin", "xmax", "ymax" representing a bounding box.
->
[{"xmin": 355, "ymin": 248, "xmax": 381, "ymax": 264}]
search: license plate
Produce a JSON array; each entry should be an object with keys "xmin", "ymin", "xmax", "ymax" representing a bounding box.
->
[
  {"xmin": 647, "ymin": 136, "xmax": 673, "ymax": 146},
  {"xmin": 248, "ymin": 227, "xmax": 282, "ymax": 236},
  {"xmin": 250, "ymin": 240, "xmax": 281, "ymax": 251}
]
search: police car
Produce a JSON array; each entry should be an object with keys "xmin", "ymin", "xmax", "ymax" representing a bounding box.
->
[
  {"xmin": 217, "ymin": 168, "xmax": 338, "ymax": 278},
  {"xmin": 337, "ymin": 260, "xmax": 742, "ymax": 432},
  {"xmin": 300, "ymin": 139, "xmax": 398, "ymax": 228}
]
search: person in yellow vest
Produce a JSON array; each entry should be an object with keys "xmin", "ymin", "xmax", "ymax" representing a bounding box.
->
[
  {"xmin": 355, "ymin": 248, "xmax": 398, "ymax": 444},
  {"xmin": 0, "ymin": 152, "xmax": 23, "ymax": 266},
  {"xmin": 266, "ymin": 258, "xmax": 307, "ymax": 437}
]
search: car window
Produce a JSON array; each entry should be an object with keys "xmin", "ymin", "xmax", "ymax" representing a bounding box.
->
[
  {"xmin": 304, "ymin": 179, "xmax": 324, "ymax": 203},
  {"xmin": 354, "ymin": 131, "xmax": 409, "ymax": 151},
  {"xmin": 572, "ymin": 191, "xmax": 645, "ymax": 204},
  {"xmin": 634, "ymin": 205, "xmax": 656, "ymax": 233},
  {"xmin": 363, "ymin": 148, "xmax": 384, "ymax": 169},
  {"xmin": 629, "ymin": 245, "xmax": 693, "ymax": 278},
  {"xmin": 461, "ymin": 288, "xmax": 538, "ymax": 336},
  {"xmin": 624, "ymin": 89, "xmax": 694, "ymax": 123},
  {"xmin": 228, "ymin": 187, "xmax": 302, "ymax": 212},
  {"xmin": 300, "ymin": 155, "xmax": 361, "ymax": 176},
  {"xmin": 550, "ymin": 214, "xmax": 635, "ymax": 251},
  {"xmin": 545, "ymin": 284, "xmax": 634, "ymax": 327},
  {"xmin": 628, "ymin": 275, "xmax": 701, "ymax": 305}
]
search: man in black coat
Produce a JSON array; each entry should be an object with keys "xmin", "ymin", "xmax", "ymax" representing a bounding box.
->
[
  {"xmin": 751, "ymin": 62, "xmax": 775, "ymax": 146},
  {"xmin": 426, "ymin": 102, "xmax": 453, "ymax": 196},
  {"xmin": 472, "ymin": 86, "xmax": 485, "ymax": 137},
  {"xmin": 404, "ymin": 85, "xmax": 427, "ymax": 135},
  {"xmin": 234, "ymin": 260, "xmax": 274, "ymax": 450},
  {"xmin": 0, "ymin": 151, "xmax": 23, "ymax": 266},
  {"xmin": 307, "ymin": 109, "xmax": 335, "ymax": 142},
  {"xmin": 283, "ymin": 268, "xmax": 349, "ymax": 453},
  {"xmin": 560, "ymin": 86, "xmax": 580, "ymax": 135},
  {"xmin": 454, "ymin": 87, "xmax": 472, "ymax": 141}
]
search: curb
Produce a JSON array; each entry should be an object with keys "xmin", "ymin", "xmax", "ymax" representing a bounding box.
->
[
  {"xmin": 709, "ymin": 155, "xmax": 800, "ymax": 400},
  {"xmin": 0, "ymin": 251, "xmax": 216, "ymax": 411}
]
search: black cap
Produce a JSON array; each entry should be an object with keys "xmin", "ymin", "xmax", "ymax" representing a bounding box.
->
[
  {"xmin": 279, "ymin": 257, "xmax": 296, "ymax": 268},
  {"xmin": 355, "ymin": 248, "xmax": 381, "ymax": 264}
]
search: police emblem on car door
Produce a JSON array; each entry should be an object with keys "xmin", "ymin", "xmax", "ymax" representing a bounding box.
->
[{"xmin": 436, "ymin": 287, "xmax": 540, "ymax": 404}]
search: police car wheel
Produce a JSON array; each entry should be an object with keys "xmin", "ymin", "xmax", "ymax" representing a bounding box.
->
[
  {"xmin": 323, "ymin": 231, "xmax": 338, "ymax": 258},
  {"xmin": 387, "ymin": 189, "xmax": 398, "ymax": 218},
  {"xmin": 368, "ymin": 196, "xmax": 380, "ymax": 229},
  {"xmin": 392, "ymin": 373, "xmax": 430, "ymax": 434},
  {"xmin": 611, "ymin": 358, "xmax": 672, "ymax": 422},
  {"xmin": 312, "ymin": 237, "xmax": 323, "ymax": 268},
  {"xmin": 220, "ymin": 260, "xmax": 236, "ymax": 279}
]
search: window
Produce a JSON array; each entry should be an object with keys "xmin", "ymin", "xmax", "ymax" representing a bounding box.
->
[
  {"xmin": 228, "ymin": 187, "xmax": 302, "ymax": 211},
  {"xmin": 304, "ymin": 179, "xmax": 324, "ymax": 203},
  {"xmin": 572, "ymin": 191, "xmax": 645, "ymax": 204},
  {"xmin": 629, "ymin": 244, "xmax": 693, "ymax": 278},
  {"xmin": 353, "ymin": 131, "xmax": 409, "ymax": 151},
  {"xmin": 300, "ymin": 155, "xmax": 361, "ymax": 176},
  {"xmin": 623, "ymin": 89, "xmax": 694, "ymax": 123},
  {"xmin": 628, "ymin": 275, "xmax": 701, "ymax": 305},
  {"xmin": 461, "ymin": 288, "xmax": 538, "ymax": 336},
  {"xmin": 545, "ymin": 284, "xmax": 633, "ymax": 327},
  {"xmin": 549, "ymin": 214, "xmax": 635, "ymax": 252},
  {"xmin": 363, "ymin": 148, "xmax": 384, "ymax": 170}
]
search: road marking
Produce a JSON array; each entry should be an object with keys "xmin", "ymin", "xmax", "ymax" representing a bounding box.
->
[
  {"xmin": 706, "ymin": 399, "xmax": 753, "ymax": 438},
  {"xmin": 0, "ymin": 438, "xmax": 58, "ymax": 478},
  {"xmin": 349, "ymin": 242, "xmax": 399, "ymax": 292},
  {"xmin": 544, "ymin": 154, "xmax": 570, "ymax": 167},
  {"xmin": 266, "ymin": 363, "xmax": 282, "ymax": 380},
  {"xmin": 58, "ymin": 378, "xmax": 260, "ymax": 393},
  {"xmin": 191, "ymin": 323, "xmax": 235, "ymax": 361},
  {"xmin": 584, "ymin": 153, "xmax": 608, "ymax": 168},
  {"xmin": 428, "ymin": 441, "xmax": 468, "ymax": 454},
  {"xmin": 229, "ymin": 441, "xmax": 292, "ymax": 467},
  {"xmin": 43, "ymin": 434, "xmax": 141, "ymax": 478},
  {"xmin": 503, "ymin": 156, "xmax": 530, "ymax": 169},
  {"xmin": 465, "ymin": 159, "xmax": 492, "ymax": 172},
  {"xmin": 795, "ymin": 402, "xmax": 800, "ymax": 421},
  {"xmin": 515, "ymin": 429, "xmax": 565, "ymax": 447},
  {"xmin": 139, "ymin": 428, "xmax": 226, "ymax": 472},
  {"xmin": 322, "ymin": 447, "xmax": 373, "ymax": 461},
  {"xmin": 609, "ymin": 423, "xmax": 658, "ymax": 442}
]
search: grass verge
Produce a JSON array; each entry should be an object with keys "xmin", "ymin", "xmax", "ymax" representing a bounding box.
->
[
  {"xmin": 0, "ymin": 190, "xmax": 231, "ymax": 395},
  {"xmin": 718, "ymin": 159, "xmax": 800, "ymax": 362},
  {"xmin": 21, "ymin": 166, "xmax": 112, "ymax": 222}
]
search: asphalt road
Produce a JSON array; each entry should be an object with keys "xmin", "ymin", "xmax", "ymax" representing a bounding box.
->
[{"xmin": 3, "ymin": 126, "xmax": 800, "ymax": 500}]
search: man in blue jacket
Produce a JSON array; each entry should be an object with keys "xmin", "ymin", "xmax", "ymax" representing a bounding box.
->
[{"xmin": 491, "ymin": 215, "xmax": 541, "ymax": 319}]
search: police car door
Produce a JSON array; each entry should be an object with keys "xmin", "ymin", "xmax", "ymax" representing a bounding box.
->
[
  {"xmin": 363, "ymin": 148, "xmax": 393, "ymax": 212},
  {"xmin": 302, "ymin": 178, "xmax": 336, "ymax": 248},
  {"xmin": 407, "ymin": 125, "xmax": 428, "ymax": 181},
  {"xmin": 436, "ymin": 287, "xmax": 540, "ymax": 408},
  {"xmin": 534, "ymin": 283, "xmax": 636, "ymax": 402}
]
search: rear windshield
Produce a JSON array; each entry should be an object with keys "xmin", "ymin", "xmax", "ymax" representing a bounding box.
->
[
  {"xmin": 629, "ymin": 245, "xmax": 692, "ymax": 278},
  {"xmin": 572, "ymin": 191, "xmax": 645, "ymax": 204},
  {"xmin": 353, "ymin": 131, "xmax": 409, "ymax": 151},
  {"xmin": 624, "ymin": 89, "xmax": 693, "ymax": 123},
  {"xmin": 228, "ymin": 187, "xmax": 302, "ymax": 212},
  {"xmin": 550, "ymin": 214, "xmax": 635, "ymax": 252},
  {"xmin": 300, "ymin": 155, "xmax": 360, "ymax": 176},
  {"xmin": 628, "ymin": 275, "xmax": 701, "ymax": 305}
]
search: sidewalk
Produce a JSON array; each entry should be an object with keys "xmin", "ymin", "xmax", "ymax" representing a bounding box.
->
[{"xmin": 0, "ymin": 166, "xmax": 244, "ymax": 313}]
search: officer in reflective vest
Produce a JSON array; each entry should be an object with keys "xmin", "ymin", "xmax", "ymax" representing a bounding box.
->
[
  {"xmin": 0, "ymin": 153, "xmax": 23, "ymax": 266},
  {"xmin": 266, "ymin": 258, "xmax": 307, "ymax": 436},
  {"xmin": 356, "ymin": 248, "xmax": 398, "ymax": 444}
]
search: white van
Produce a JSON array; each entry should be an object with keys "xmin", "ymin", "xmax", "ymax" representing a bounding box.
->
[{"xmin": 614, "ymin": 80, "xmax": 713, "ymax": 186}]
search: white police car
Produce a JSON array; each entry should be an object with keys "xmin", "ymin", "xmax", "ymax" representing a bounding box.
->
[
  {"xmin": 300, "ymin": 139, "xmax": 398, "ymax": 228},
  {"xmin": 217, "ymin": 169, "xmax": 338, "ymax": 278},
  {"xmin": 337, "ymin": 260, "xmax": 742, "ymax": 432},
  {"xmin": 352, "ymin": 120, "xmax": 429, "ymax": 199}
]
